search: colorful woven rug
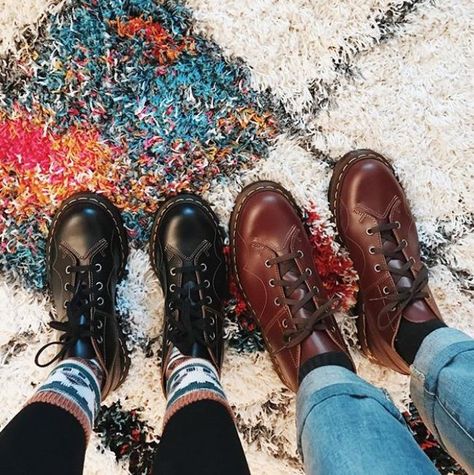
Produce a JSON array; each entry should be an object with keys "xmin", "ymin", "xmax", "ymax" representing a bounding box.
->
[{"xmin": 0, "ymin": 0, "xmax": 472, "ymax": 474}]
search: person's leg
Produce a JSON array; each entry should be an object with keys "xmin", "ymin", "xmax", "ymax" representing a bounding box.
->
[
  {"xmin": 411, "ymin": 327, "xmax": 474, "ymax": 472},
  {"xmin": 297, "ymin": 366, "xmax": 438, "ymax": 475},
  {"xmin": 0, "ymin": 359, "xmax": 99, "ymax": 475},
  {"xmin": 0, "ymin": 193, "xmax": 130, "ymax": 474},
  {"xmin": 149, "ymin": 194, "xmax": 250, "ymax": 475}
]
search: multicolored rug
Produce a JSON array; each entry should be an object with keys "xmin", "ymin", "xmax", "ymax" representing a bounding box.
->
[{"xmin": 0, "ymin": 0, "xmax": 472, "ymax": 474}]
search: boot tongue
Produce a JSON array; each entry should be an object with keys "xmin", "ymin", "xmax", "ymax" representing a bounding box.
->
[
  {"xmin": 280, "ymin": 260, "xmax": 315, "ymax": 319},
  {"xmin": 380, "ymin": 225, "xmax": 436, "ymax": 323}
]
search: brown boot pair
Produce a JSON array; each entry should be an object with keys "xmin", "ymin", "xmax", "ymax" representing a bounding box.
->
[{"xmin": 230, "ymin": 150, "xmax": 443, "ymax": 391}]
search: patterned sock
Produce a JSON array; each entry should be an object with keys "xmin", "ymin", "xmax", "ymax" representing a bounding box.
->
[
  {"xmin": 163, "ymin": 347, "xmax": 233, "ymax": 427},
  {"xmin": 26, "ymin": 358, "xmax": 102, "ymax": 441}
]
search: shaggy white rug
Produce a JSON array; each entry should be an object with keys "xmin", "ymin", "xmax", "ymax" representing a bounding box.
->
[{"xmin": 0, "ymin": 0, "xmax": 472, "ymax": 474}]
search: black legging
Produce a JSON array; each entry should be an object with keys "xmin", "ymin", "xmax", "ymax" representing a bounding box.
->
[{"xmin": 0, "ymin": 400, "xmax": 250, "ymax": 475}]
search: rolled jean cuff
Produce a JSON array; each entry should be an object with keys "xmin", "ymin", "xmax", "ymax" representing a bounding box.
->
[
  {"xmin": 411, "ymin": 327, "xmax": 474, "ymax": 443},
  {"xmin": 296, "ymin": 365, "xmax": 404, "ymax": 457}
]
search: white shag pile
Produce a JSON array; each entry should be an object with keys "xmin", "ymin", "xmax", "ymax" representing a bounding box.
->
[{"xmin": 0, "ymin": 1, "xmax": 472, "ymax": 474}]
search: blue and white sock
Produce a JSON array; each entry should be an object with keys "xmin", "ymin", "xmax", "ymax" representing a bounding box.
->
[
  {"xmin": 164, "ymin": 347, "xmax": 232, "ymax": 427},
  {"xmin": 27, "ymin": 358, "xmax": 102, "ymax": 440}
]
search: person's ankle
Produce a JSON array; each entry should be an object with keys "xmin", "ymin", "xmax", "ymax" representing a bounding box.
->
[
  {"xmin": 298, "ymin": 351, "xmax": 355, "ymax": 386},
  {"xmin": 395, "ymin": 318, "xmax": 447, "ymax": 365}
]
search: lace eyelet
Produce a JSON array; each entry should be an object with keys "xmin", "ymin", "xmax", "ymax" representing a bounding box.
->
[
  {"xmin": 274, "ymin": 297, "xmax": 281, "ymax": 306},
  {"xmin": 204, "ymin": 280, "xmax": 210, "ymax": 288},
  {"xmin": 170, "ymin": 267, "xmax": 177, "ymax": 276},
  {"xmin": 366, "ymin": 228, "xmax": 374, "ymax": 236},
  {"xmin": 169, "ymin": 284, "xmax": 176, "ymax": 292},
  {"xmin": 65, "ymin": 266, "xmax": 71, "ymax": 274},
  {"xmin": 97, "ymin": 297, "xmax": 104, "ymax": 306},
  {"xmin": 305, "ymin": 268, "xmax": 312, "ymax": 276},
  {"xmin": 63, "ymin": 283, "xmax": 71, "ymax": 291},
  {"xmin": 208, "ymin": 316, "xmax": 215, "ymax": 326},
  {"xmin": 208, "ymin": 331, "xmax": 215, "ymax": 341},
  {"xmin": 168, "ymin": 301, "xmax": 175, "ymax": 310},
  {"xmin": 200, "ymin": 263, "xmax": 207, "ymax": 271},
  {"xmin": 265, "ymin": 260, "xmax": 272, "ymax": 268},
  {"xmin": 401, "ymin": 239, "xmax": 408, "ymax": 248},
  {"xmin": 297, "ymin": 250, "xmax": 304, "ymax": 258},
  {"xmin": 63, "ymin": 300, "xmax": 70, "ymax": 308},
  {"xmin": 382, "ymin": 286, "xmax": 390, "ymax": 295},
  {"xmin": 96, "ymin": 281, "xmax": 104, "ymax": 291},
  {"xmin": 369, "ymin": 246, "xmax": 376, "ymax": 254},
  {"xmin": 269, "ymin": 279, "xmax": 275, "ymax": 287},
  {"xmin": 95, "ymin": 263, "xmax": 102, "ymax": 272},
  {"xmin": 97, "ymin": 336, "xmax": 103, "ymax": 344},
  {"xmin": 206, "ymin": 296, "xmax": 213, "ymax": 304},
  {"xmin": 374, "ymin": 264, "xmax": 382, "ymax": 272},
  {"xmin": 313, "ymin": 285, "xmax": 319, "ymax": 294},
  {"xmin": 395, "ymin": 221, "xmax": 401, "ymax": 229},
  {"xmin": 409, "ymin": 257, "xmax": 415, "ymax": 265},
  {"xmin": 282, "ymin": 319, "xmax": 288, "ymax": 328},
  {"xmin": 97, "ymin": 320, "xmax": 103, "ymax": 330}
]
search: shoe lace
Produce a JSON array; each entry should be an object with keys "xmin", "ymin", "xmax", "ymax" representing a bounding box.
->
[
  {"xmin": 167, "ymin": 264, "xmax": 216, "ymax": 353},
  {"xmin": 266, "ymin": 251, "xmax": 337, "ymax": 349},
  {"xmin": 35, "ymin": 264, "xmax": 98, "ymax": 367},
  {"xmin": 368, "ymin": 221, "xmax": 429, "ymax": 316}
]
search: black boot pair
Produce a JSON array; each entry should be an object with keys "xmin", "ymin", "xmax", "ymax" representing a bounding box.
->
[{"xmin": 36, "ymin": 193, "xmax": 227, "ymax": 398}]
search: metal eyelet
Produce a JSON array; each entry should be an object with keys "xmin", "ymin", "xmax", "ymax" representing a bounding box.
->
[
  {"xmin": 204, "ymin": 280, "xmax": 210, "ymax": 288},
  {"xmin": 168, "ymin": 301, "xmax": 174, "ymax": 310},
  {"xmin": 265, "ymin": 260, "xmax": 272, "ymax": 268},
  {"xmin": 200, "ymin": 263, "xmax": 207, "ymax": 271},
  {"xmin": 97, "ymin": 297, "xmax": 104, "ymax": 306},
  {"xmin": 65, "ymin": 266, "xmax": 71, "ymax": 274},
  {"xmin": 269, "ymin": 279, "xmax": 275, "ymax": 287},
  {"xmin": 401, "ymin": 239, "xmax": 408, "ymax": 248},
  {"xmin": 208, "ymin": 331, "xmax": 216, "ymax": 341},
  {"xmin": 63, "ymin": 283, "xmax": 71, "ymax": 291},
  {"xmin": 97, "ymin": 336, "xmax": 103, "ymax": 344},
  {"xmin": 366, "ymin": 228, "xmax": 374, "ymax": 236},
  {"xmin": 208, "ymin": 316, "xmax": 215, "ymax": 326},
  {"xmin": 313, "ymin": 285, "xmax": 319, "ymax": 294},
  {"xmin": 274, "ymin": 297, "xmax": 281, "ymax": 306},
  {"xmin": 297, "ymin": 250, "xmax": 304, "ymax": 258},
  {"xmin": 97, "ymin": 320, "xmax": 103, "ymax": 330},
  {"xmin": 306, "ymin": 268, "xmax": 312, "ymax": 276},
  {"xmin": 374, "ymin": 264, "xmax": 381, "ymax": 272},
  {"xmin": 169, "ymin": 284, "xmax": 176, "ymax": 292},
  {"xmin": 95, "ymin": 263, "xmax": 102, "ymax": 272},
  {"xmin": 395, "ymin": 221, "xmax": 401, "ymax": 229},
  {"xmin": 383, "ymin": 286, "xmax": 390, "ymax": 295},
  {"xmin": 63, "ymin": 300, "xmax": 70, "ymax": 308},
  {"xmin": 170, "ymin": 267, "xmax": 177, "ymax": 276},
  {"xmin": 96, "ymin": 281, "xmax": 104, "ymax": 291},
  {"xmin": 282, "ymin": 319, "xmax": 288, "ymax": 328},
  {"xmin": 409, "ymin": 257, "xmax": 415, "ymax": 265},
  {"xmin": 369, "ymin": 246, "xmax": 376, "ymax": 254},
  {"xmin": 206, "ymin": 296, "xmax": 213, "ymax": 304}
]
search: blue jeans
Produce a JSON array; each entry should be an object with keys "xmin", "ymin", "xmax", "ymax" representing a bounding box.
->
[{"xmin": 297, "ymin": 328, "xmax": 474, "ymax": 474}]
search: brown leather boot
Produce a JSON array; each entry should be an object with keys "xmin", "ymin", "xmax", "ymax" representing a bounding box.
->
[
  {"xmin": 329, "ymin": 150, "xmax": 443, "ymax": 374},
  {"xmin": 230, "ymin": 181, "xmax": 354, "ymax": 392}
]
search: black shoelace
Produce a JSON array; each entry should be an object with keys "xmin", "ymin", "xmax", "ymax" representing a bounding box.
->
[
  {"xmin": 368, "ymin": 221, "xmax": 429, "ymax": 316},
  {"xmin": 266, "ymin": 251, "xmax": 337, "ymax": 349},
  {"xmin": 167, "ymin": 264, "xmax": 217, "ymax": 353},
  {"xmin": 35, "ymin": 264, "xmax": 98, "ymax": 367}
]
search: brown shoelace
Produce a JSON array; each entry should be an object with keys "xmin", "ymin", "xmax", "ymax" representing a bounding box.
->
[
  {"xmin": 266, "ymin": 251, "xmax": 337, "ymax": 348},
  {"xmin": 368, "ymin": 221, "xmax": 429, "ymax": 316}
]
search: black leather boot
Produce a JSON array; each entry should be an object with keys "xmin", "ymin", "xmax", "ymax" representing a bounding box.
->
[
  {"xmin": 35, "ymin": 192, "xmax": 130, "ymax": 399},
  {"xmin": 149, "ymin": 194, "xmax": 227, "ymax": 392}
]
